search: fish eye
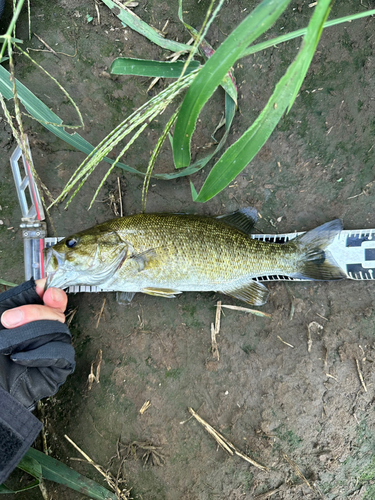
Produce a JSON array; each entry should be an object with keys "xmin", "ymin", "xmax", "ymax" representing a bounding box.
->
[{"xmin": 66, "ymin": 238, "xmax": 78, "ymax": 248}]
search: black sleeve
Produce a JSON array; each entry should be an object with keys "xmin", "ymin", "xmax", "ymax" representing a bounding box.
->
[{"xmin": 0, "ymin": 386, "xmax": 42, "ymax": 484}]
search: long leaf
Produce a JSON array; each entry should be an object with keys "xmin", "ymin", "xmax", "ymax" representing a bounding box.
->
[
  {"xmin": 0, "ymin": 279, "xmax": 17, "ymax": 287},
  {"xmin": 242, "ymin": 8, "xmax": 375, "ymax": 58},
  {"xmin": 0, "ymin": 66, "xmax": 176, "ymax": 180},
  {"xmin": 192, "ymin": 0, "xmax": 332, "ymax": 202},
  {"xmin": 172, "ymin": 0, "xmax": 292, "ymax": 169},
  {"xmin": 100, "ymin": 0, "xmax": 191, "ymax": 53},
  {"xmin": 111, "ymin": 57, "xmax": 200, "ymax": 77},
  {"xmin": 25, "ymin": 448, "xmax": 117, "ymax": 500}
]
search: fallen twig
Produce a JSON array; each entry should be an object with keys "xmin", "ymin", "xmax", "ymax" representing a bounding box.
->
[
  {"xmin": 221, "ymin": 304, "xmax": 271, "ymax": 318},
  {"xmin": 65, "ymin": 435, "xmax": 131, "ymax": 499},
  {"xmin": 188, "ymin": 407, "xmax": 268, "ymax": 471},
  {"xmin": 277, "ymin": 335, "xmax": 294, "ymax": 348},
  {"xmin": 211, "ymin": 300, "xmax": 221, "ymax": 360},
  {"xmin": 355, "ymin": 359, "xmax": 368, "ymax": 392}
]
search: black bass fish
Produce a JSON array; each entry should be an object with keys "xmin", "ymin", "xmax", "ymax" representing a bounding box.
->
[{"xmin": 45, "ymin": 209, "xmax": 345, "ymax": 305}]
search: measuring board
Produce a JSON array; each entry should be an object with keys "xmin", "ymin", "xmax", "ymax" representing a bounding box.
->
[
  {"xmin": 11, "ymin": 139, "xmax": 375, "ymax": 293},
  {"xmin": 44, "ymin": 227, "xmax": 375, "ymax": 294}
]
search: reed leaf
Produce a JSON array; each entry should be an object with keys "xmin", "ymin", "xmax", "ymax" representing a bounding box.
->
[
  {"xmin": 191, "ymin": 0, "xmax": 332, "ymax": 202},
  {"xmin": 111, "ymin": 57, "xmax": 200, "ymax": 77},
  {"xmin": 100, "ymin": 0, "xmax": 191, "ymax": 53},
  {"xmin": 24, "ymin": 448, "xmax": 117, "ymax": 500},
  {"xmin": 172, "ymin": 0, "xmax": 292, "ymax": 169}
]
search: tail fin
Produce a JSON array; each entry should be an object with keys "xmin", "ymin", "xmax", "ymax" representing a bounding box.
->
[{"xmin": 292, "ymin": 219, "xmax": 346, "ymax": 281}]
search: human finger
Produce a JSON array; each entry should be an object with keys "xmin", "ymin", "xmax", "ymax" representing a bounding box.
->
[
  {"xmin": 42, "ymin": 287, "xmax": 68, "ymax": 313},
  {"xmin": 1, "ymin": 304, "xmax": 65, "ymax": 328},
  {"xmin": 35, "ymin": 278, "xmax": 46, "ymax": 299}
]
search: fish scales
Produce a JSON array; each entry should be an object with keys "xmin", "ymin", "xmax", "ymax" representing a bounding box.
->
[
  {"xmin": 110, "ymin": 214, "xmax": 296, "ymax": 286},
  {"xmin": 45, "ymin": 211, "xmax": 346, "ymax": 305}
]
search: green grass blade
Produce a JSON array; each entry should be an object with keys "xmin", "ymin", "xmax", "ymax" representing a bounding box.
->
[
  {"xmin": 159, "ymin": 91, "xmax": 236, "ymax": 180},
  {"xmin": 242, "ymin": 8, "xmax": 375, "ymax": 57},
  {"xmin": 0, "ymin": 65, "xmax": 147, "ymax": 176},
  {"xmin": 25, "ymin": 448, "xmax": 117, "ymax": 500},
  {"xmin": 192, "ymin": 0, "xmax": 332, "ymax": 202},
  {"xmin": 17, "ymin": 455, "xmax": 42, "ymax": 480},
  {"xmin": 111, "ymin": 57, "xmax": 199, "ymax": 77},
  {"xmin": 0, "ymin": 481, "xmax": 39, "ymax": 494},
  {"xmin": 172, "ymin": 0, "xmax": 292, "ymax": 169},
  {"xmin": 0, "ymin": 279, "xmax": 18, "ymax": 287},
  {"xmin": 100, "ymin": 0, "xmax": 191, "ymax": 53},
  {"xmin": 0, "ymin": 66, "xmax": 210, "ymax": 182},
  {"xmin": 0, "ymin": 484, "xmax": 15, "ymax": 493}
]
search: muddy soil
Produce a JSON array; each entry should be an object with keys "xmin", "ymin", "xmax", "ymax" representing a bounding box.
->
[{"xmin": 1, "ymin": 1, "xmax": 375, "ymax": 499}]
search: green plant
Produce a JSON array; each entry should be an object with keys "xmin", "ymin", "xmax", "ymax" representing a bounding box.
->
[
  {"xmin": 1, "ymin": 1, "xmax": 375, "ymax": 208},
  {"xmin": 0, "ymin": 448, "xmax": 122, "ymax": 499}
]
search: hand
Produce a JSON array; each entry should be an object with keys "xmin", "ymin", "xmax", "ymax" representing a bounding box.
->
[
  {"xmin": 1, "ymin": 278, "xmax": 67, "ymax": 328},
  {"xmin": 0, "ymin": 278, "xmax": 75, "ymax": 410}
]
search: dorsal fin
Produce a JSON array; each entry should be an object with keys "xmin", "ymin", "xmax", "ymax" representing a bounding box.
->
[{"xmin": 215, "ymin": 207, "xmax": 258, "ymax": 235}]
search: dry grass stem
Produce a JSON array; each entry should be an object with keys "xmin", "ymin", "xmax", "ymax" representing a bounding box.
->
[
  {"xmin": 65, "ymin": 306, "xmax": 78, "ymax": 327},
  {"xmin": 211, "ymin": 323, "xmax": 220, "ymax": 361},
  {"xmin": 282, "ymin": 452, "xmax": 319, "ymax": 495},
  {"xmin": 140, "ymin": 400, "xmax": 151, "ymax": 414},
  {"xmin": 210, "ymin": 300, "xmax": 222, "ymax": 360},
  {"xmin": 221, "ymin": 304, "xmax": 271, "ymax": 318},
  {"xmin": 117, "ymin": 177, "xmax": 123, "ymax": 217},
  {"xmin": 188, "ymin": 407, "xmax": 268, "ymax": 471},
  {"xmin": 307, "ymin": 321, "xmax": 323, "ymax": 352},
  {"xmin": 33, "ymin": 33, "xmax": 60, "ymax": 58},
  {"xmin": 95, "ymin": 1, "xmax": 101, "ymax": 24},
  {"xmin": 65, "ymin": 435, "xmax": 130, "ymax": 499},
  {"xmin": 95, "ymin": 298, "xmax": 106, "ymax": 328},
  {"xmin": 88, "ymin": 349, "xmax": 103, "ymax": 390},
  {"xmin": 255, "ymin": 485, "xmax": 284, "ymax": 499},
  {"xmin": 356, "ymin": 359, "xmax": 368, "ymax": 392},
  {"xmin": 277, "ymin": 335, "xmax": 294, "ymax": 348},
  {"xmin": 326, "ymin": 373, "xmax": 338, "ymax": 381}
]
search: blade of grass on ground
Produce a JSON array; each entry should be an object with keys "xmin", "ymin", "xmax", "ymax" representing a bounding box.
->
[
  {"xmin": 25, "ymin": 448, "xmax": 117, "ymax": 500},
  {"xmin": 191, "ymin": 0, "xmax": 332, "ymax": 202},
  {"xmin": 111, "ymin": 57, "xmax": 200, "ymax": 77},
  {"xmin": 241, "ymin": 8, "xmax": 375, "ymax": 58},
  {"xmin": 172, "ymin": 0, "xmax": 292, "ymax": 169},
  {"xmin": 100, "ymin": 0, "xmax": 191, "ymax": 53}
]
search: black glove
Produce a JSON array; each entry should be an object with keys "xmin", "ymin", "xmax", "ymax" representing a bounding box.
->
[{"xmin": 0, "ymin": 279, "xmax": 75, "ymax": 484}]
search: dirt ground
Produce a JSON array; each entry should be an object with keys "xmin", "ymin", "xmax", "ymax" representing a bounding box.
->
[{"xmin": 1, "ymin": 0, "xmax": 375, "ymax": 498}]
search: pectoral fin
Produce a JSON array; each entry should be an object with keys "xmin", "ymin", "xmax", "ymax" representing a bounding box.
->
[
  {"xmin": 131, "ymin": 248, "xmax": 158, "ymax": 272},
  {"xmin": 223, "ymin": 280, "xmax": 269, "ymax": 306},
  {"xmin": 141, "ymin": 287, "xmax": 182, "ymax": 298}
]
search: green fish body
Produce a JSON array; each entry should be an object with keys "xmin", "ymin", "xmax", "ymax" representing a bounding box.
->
[{"xmin": 45, "ymin": 209, "xmax": 345, "ymax": 305}]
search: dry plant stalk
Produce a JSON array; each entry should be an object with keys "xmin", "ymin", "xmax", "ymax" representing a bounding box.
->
[
  {"xmin": 307, "ymin": 321, "xmax": 323, "ymax": 352},
  {"xmin": 117, "ymin": 177, "xmax": 123, "ymax": 217},
  {"xmin": 65, "ymin": 435, "xmax": 130, "ymax": 499},
  {"xmin": 95, "ymin": 298, "xmax": 106, "ymax": 328},
  {"xmin": 355, "ymin": 359, "xmax": 368, "ymax": 392},
  {"xmin": 211, "ymin": 301, "xmax": 221, "ymax": 360},
  {"xmin": 139, "ymin": 400, "xmax": 151, "ymax": 414},
  {"xmin": 277, "ymin": 335, "xmax": 294, "ymax": 348},
  {"xmin": 188, "ymin": 407, "xmax": 268, "ymax": 471},
  {"xmin": 282, "ymin": 452, "xmax": 320, "ymax": 496},
  {"xmin": 221, "ymin": 304, "xmax": 271, "ymax": 318},
  {"xmin": 88, "ymin": 349, "xmax": 103, "ymax": 390}
]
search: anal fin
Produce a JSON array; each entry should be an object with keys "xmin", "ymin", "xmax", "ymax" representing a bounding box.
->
[
  {"xmin": 141, "ymin": 287, "xmax": 182, "ymax": 298},
  {"xmin": 116, "ymin": 291, "xmax": 136, "ymax": 304},
  {"xmin": 222, "ymin": 280, "xmax": 269, "ymax": 306}
]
